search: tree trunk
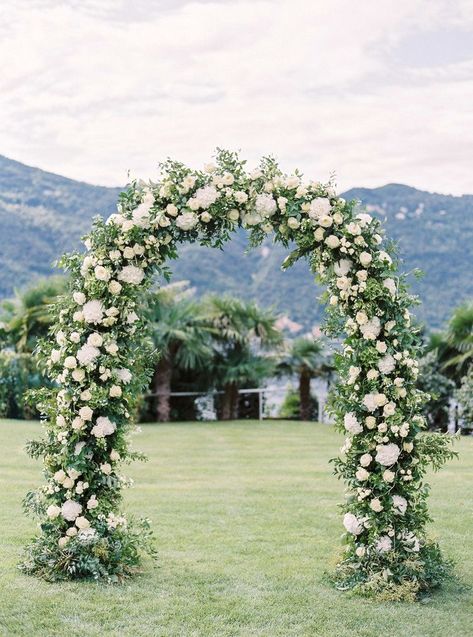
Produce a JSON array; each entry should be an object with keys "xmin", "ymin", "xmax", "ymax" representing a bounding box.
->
[
  {"xmin": 153, "ymin": 356, "xmax": 173, "ymax": 422},
  {"xmin": 221, "ymin": 382, "xmax": 238, "ymax": 420},
  {"xmin": 299, "ymin": 369, "xmax": 311, "ymax": 421},
  {"xmin": 230, "ymin": 383, "xmax": 239, "ymax": 420}
]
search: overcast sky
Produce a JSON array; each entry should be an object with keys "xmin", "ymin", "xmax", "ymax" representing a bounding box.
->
[{"xmin": 1, "ymin": 0, "xmax": 472, "ymax": 194}]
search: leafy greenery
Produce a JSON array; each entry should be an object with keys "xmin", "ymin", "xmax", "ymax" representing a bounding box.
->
[{"xmin": 277, "ymin": 337, "xmax": 330, "ymax": 420}]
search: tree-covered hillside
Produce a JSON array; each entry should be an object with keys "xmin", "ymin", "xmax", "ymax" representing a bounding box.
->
[{"xmin": 0, "ymin": 155, "xmax": 471, "ymax": 330}]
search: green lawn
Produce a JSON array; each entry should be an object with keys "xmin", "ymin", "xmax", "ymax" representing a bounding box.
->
[{"xmin": 0, "ymin": 420, "xmax": 472, "ymax": 637}]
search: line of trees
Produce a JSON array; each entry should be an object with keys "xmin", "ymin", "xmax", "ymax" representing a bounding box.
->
[
  {"xmin": 0, "ymin": 277, "xmax": 331, "ymax": 422},
  {"xmin": 2, "ymin": 277, "xmax": 471, "ymax": 429}
]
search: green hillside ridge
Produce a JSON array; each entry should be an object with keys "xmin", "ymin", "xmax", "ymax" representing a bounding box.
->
[{"xmin": 1, "ymin": 154, "xmax": 472, "ymax": 330}]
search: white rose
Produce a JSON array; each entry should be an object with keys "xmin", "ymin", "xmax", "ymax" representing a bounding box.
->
[
  {"xmin": 75, "ymin": 516, "xmax": 90, "ymax": 529},
  {"xmin": 365, "ymin": 416, "xmax": 376, "ymax": 429},
  {"xmin": 100, "ymin": 463, "xmax": 112, "ymax": 475},
  {"xmin": 106, "ymin": 342, "xmax": 119, "ymax": 355},
  {"xmin": 378, "ymin": 250, "xmax": 392, "ymax": 264},
  {"xmin": 370, "ymin": 498, "xmax": 383, "ymax": 512},
  {"xmin": 383, "ymin": 469, "xmax": 395, "ymax": 483},
  {"xmin": 64, "ymin": 356, "xmax": 77, "ymax": 369},
  {"xmin": 376, "ymin": 341, "xmax": 387, "ymax": 354},
  {"xmin": 287, "ymin": 217, "xmax": 300, "ymax": 230},
  {"xmin": 79, "ymin": 406, "xmax": 93, "ymax": 421},
  {"xmin": 109, "ymin": 385, "xmax": 122, "ymax": 398},
  {"xmin": 47, "ymin": 504, "xmax": 61, "ymax": 518},
  {"xmin": 94, "ymin": 265, "xmax": 110, "ymax": 281},
  {"xmin": 234, "ymin": 191, "xmax": 248, "ymax": 204},
  {"xmin": 355, "ymin": 311, "xmax": 368, "ymax": 325},
  {"xmin": 87, "ymin": 496, "xmax": 98, "ymax": 510},
  {"xmin": 54, "ymin": 469, "xmax": 66, "ymax": 483},
  {"xmin": 356, "ymin": 467, "xmax": 370, "ymax": 481},
  {"xmin": 383, "ymin": 402, "xmax": 396, "ymax": 417},
  {"xmin": 375, "ymin": 443, "xmax": 401, "ymax": 466},
  {"xmin": 108, "ymin": 280, "xmax": 122, "ymax": 295},
  {"xmin": 318, "ymin": 215, "xmax": 333, "ymax": 228},
  {"xmin": 360, "ymin": 453, "xmax": 372, "ymax": 467},
  {"xmin": 325, "ymin": 235, "xmax": 339, "ymax": 248},
  {"xmin": 359, "ymin": 252, "xmax": 372, "ymax": 267},
  {"xmin": 73, "ymin": 292, "xmax": 86, "ymax": 305}
]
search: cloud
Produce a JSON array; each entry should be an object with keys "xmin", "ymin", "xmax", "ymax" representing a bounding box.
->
[{"xmin": 0, "ymin": 0, "xmax": 472, "ymax": 194}]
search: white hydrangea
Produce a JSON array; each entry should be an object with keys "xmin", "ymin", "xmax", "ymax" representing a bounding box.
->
[
  {"xmin": 91, "ymin": 416, "xmax": 116, "ymax": 438},
  {"xmin": 193, "ymin": 185, "xmax": 219, "ymax": 209},
  {"xmin": 344, "ymin": 412, "xmax": 363, "ymax": 435},
  {"xmin": 255, "ymin": 193, "xmax": 277, "ymax": 218},
  {"xmin": 118, "ymin": 266, "xmax": 145, "ymax": 285},
  {"xmin": 176, "ymin": 212, "xmax": 199, "ymax": 230},
  {"xmin": 115, "ymin": 368, "xmax": 132, "ymax": 384},
  {"xmin": 308, "ymin": 197, "xmax": 331, "ymax": 219},
  {"xmin": 376, "ymin": 535, "xmax": 392, "ymax": 553},
  {"xmin": 61, "ymin": 499, "xmax": 83, "ymax": 521},
  {"xmin": 360, "ymin": 317, "xmax": 381, "ymax": 340},
  {"xmin": 375, "ymin": 443, "xmax": 401, "ymax": 466},
  {"xmin": 334, "ymin": 259, "xmax": 352, "ymax": 276},
  {"xmin": 378, "ymin": 354, "xmax": 396, "ymax": 375},
  {"xmin": 82, "ymin": 300, "xmax": 104, "ymax": 325},
  {"xmin": 76, "ymin": 344, "xmax": 100, "ymax": 366},
  {"xmin": 343, "ymin": 512, "xmax": 363, "ymax": 535},
  {"xmin": 383, "ymin": 277, "xmax": 396, "ymax": 296},
  {"xmin": 392, "ymin": 495, "xmax": 407, "ymax": 514}
]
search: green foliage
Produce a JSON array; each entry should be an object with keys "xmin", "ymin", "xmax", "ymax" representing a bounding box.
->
[
  {"xmin": 455, "ymin": 369, "xmax": 473, "ymax": 430},
  {"xmin": 417, "ymin": 351, "xmax": 456, "ymax": 431}
]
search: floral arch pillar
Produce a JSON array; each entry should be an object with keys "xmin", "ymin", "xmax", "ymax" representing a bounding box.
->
[{"xmin": 22, "ymin": 150, "xmax": 453, "ymax": 596}]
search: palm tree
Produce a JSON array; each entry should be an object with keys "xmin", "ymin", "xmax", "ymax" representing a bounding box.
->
[
  {"xmin": 277, "ymin": 337, "xmax": 329, "ymax": 421},
  {"xmin": 146, "ymin": 282, "xmax": 213, "ymax": 422},
  {"xmin": 1, "ymin": 276, "xmax": 66, "ymax": 353},
  {"xmin": 430, "ymin": 303, "xmax": 473, "ymax": 384},
  {"xmin": 205, "ymin": 296, "xmax": 283, "ymax": 420}
]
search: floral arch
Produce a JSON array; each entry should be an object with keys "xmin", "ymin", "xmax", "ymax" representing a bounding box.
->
[{"xmin": 22, "ymin": 150, "xmax": 453, "ymax": 597}]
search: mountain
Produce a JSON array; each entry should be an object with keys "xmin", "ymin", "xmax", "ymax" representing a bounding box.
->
[{"xmin": 1, "ymin": 155, "xmax": 472, "ymax": 331}]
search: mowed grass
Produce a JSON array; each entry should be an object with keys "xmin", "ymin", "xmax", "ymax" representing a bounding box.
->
[{"xmin": 0, "ymin": 420, "xmax": 472, "ymax": 637}]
